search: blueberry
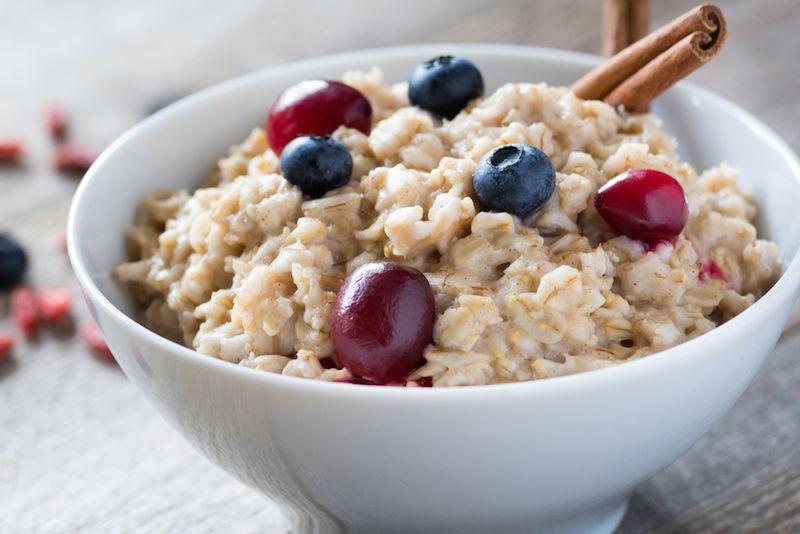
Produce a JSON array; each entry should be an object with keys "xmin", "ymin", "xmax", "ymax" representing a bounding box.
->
[
  {"xmin": 408, "ymin": 55, "xmax": 484, "ymax": 119},
  {"xmin": 472, "ymin": 144, "xmax": 556, "ymax": 219},
  {"xmin": 0, "ymin": 234, "xmax": 28, "ymax": 288},
  {"xmin": 279, "ymin": 135, "xmax": 353, "ymax": 198}
]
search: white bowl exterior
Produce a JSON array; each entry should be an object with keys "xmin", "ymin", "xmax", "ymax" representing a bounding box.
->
[{"xmin": 69, "ymin": 45, "xmax": 800, "ymax": 532}]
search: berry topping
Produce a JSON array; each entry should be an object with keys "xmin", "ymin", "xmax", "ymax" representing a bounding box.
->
[
  {"xmin": 10, "ymin": 287, "xmax": 38, "ymax": 336},
  {"xmin": 595, "ymin": 168, "xmax": 688, "ymax": 244},
  {"xmin": 331, "ymin": 262, "xmax": 435, "ymax": 385},
  {"xmin": 416, "ymin": 376, "xmax": 433, "ymax": 388},
  {"xmin": 267, "ymin": 80, "xmax": 372, "ymax": 154},
  {"xmin": 0, "ymin": 234, "xmax": 28, "ymax": 288},
  {"xmin": 472, "ymin": 143, "xmax": 556, "ymax": 218},
  {"xmin": 408, "ymin": 55, "xmax": 484, "ymax": 119},
  {"xmin": 280, "ymin": 135, "xmax": 352, "ymax": 198}
]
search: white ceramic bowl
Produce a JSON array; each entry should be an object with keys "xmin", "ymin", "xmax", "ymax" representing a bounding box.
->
[{"xmin": 68, "ymin": 44, "xmax": 800, "ymax": 533}]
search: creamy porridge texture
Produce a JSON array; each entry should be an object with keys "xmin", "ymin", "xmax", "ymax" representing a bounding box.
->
[{"xmin": 114, "ymin": 61, "xmax": 781, "ymax": 386}]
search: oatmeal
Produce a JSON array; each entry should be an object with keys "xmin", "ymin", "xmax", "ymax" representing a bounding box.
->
[{"xmin": 114, "ymin": 60, "xmax": 781, "ymax": 387}]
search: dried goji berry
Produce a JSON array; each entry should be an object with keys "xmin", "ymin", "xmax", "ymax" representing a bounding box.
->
[
  {"xmin": 54, "ymin": 146, "xmax": 96, "ymax": 175},
  {"xmin": 10, "ymin": 287, "xmax": 39, "ymax": 336},
  {"xmin": 46, "ymin": 105, "xmax": 68, "ymax": 141},
  {"xmin": 0, "ymin": 140, "xmax": 24, "ymax": 164},
  {"xmin": 36, "ymin": 286, "xmax": 73, "ymax": 323},
  {"xmin": 0, "ymin": 333, "xmax": 14, "ymax": 363},
  {"xmin": 79, "ymin": 321, "xmax": 115, "ymax": 363}
]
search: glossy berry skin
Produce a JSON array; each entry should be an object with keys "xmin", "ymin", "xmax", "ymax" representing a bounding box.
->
[
  {"xmin": 0, "ymin": 234, "xmax": 28, "ymax": 288},
  {"xmin": 408, "ymin": 55, "xmax": 484, "ymax": 119},
  {"xmin": 472, "ymin": 143, "xmax": 556, "ymax": 219},
  {"xmin": 332, "ymin": 262, "xmax": 435, "ymax": 385},
  {"xmin": 267, "ymin": 80, "xmax": 372, "ymax": 154},
  {"xmin": 595, "ymin": 168, "xmax": 689, "ymax": 243},
  {"xmin": 280, "ymin": 135, "xmax": 353, "ymax": 198}
]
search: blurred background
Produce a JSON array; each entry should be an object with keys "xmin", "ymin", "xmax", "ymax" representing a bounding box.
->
[{"xmin": 1, "ymin": 1, "xmax": 799, "ymax": 532}]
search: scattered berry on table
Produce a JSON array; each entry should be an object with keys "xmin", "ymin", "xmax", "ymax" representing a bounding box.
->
[
  {"xmin": 408, "ymin": 55, "xmax": 484, "ymax": 119},
  {"xmin": 280, "ymin": 135, "xmax": 352, "ymax": 197},
  {"xmin": 0, "ymin": 140, "xmax": 24, "ymax": 164},
  {"xmin": 331, "ymin": 262, "xmax": 435, "ymax": 385},
  {"xmin": 267, "ymin": 80, "xmax": 372, "ymax": 154},
  {"xmin": 0, "ymin": 234, "xmax": 28, "ymax": 288},
  {"xmin": 472, "ymin": 143, "xmax": 556, "ymax": 219},
  {"xmin": 595, "ymin": 168, "xmax": 688, "ymax": 244},
  {"xmin": 79, "ymin": 321, "xmax": 115, "ymax": 364},
  {"xmin": 0, "ymin": 333, "xmax": 14, "ymax": 363},
  {"xmin": 53, "ymin": 146, "xmax": 96, "ymax": 175},
  {"xmin": 10, "ymin": 287, "xmax": 39, "ymax": 336},
  {"xmin": 36, "ymin": 286, "xmax": 73, "ymax": 323},
  {"xmin": 45, "ymin": 104, "xmax": 68, "ymax": 141}
]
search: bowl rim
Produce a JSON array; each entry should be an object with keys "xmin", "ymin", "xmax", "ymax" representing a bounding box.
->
[{"xmin": 68, "ymin": 43, "xmax": 800, "ymax": 398}]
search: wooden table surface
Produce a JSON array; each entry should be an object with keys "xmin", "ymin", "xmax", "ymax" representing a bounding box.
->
[{"xmin": 2, "ymin": 1, "xmax": 799, "ymax": 532}]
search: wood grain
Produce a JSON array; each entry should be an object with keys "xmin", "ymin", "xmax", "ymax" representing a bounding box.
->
[{"xmin": 1, "ymin": 1, "xmax": 799, "ymax": 532}]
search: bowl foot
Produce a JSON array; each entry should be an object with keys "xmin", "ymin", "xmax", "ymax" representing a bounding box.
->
[
  {"xmin": 544, "ymin": 495, "xmax": 630, "ymax": 534},
  {"xmin": 288, "ymin": 495, "xmax": 630, "ymax": 533}
]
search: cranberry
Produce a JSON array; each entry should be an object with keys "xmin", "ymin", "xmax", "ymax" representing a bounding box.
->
[
  {"xmin": 0, "ymin": 333, "xmax": 14, "ymax": 363},
  {"xmin": 267, "ymin": 80, "xmax": 372, "ymax": 154},
  {"xmin": 80, "ymin": 321, "xmax": 116, "ymax": 364},
  {"xmin": 0, "ymin": 140, "xmax": 24, "ymax": 164},
  {"xmin": 595, "ymin": 168, "xmax": 688, "ymax": 244},
  {"xmin": 46, "ymin": 104, "xmax": 68, "ymax": 141},
  {"xmin": 331, "ymin": 262, "xmax": 435, "ymax": 385},
  {"xmin": 10, "ymin": 287, "xmax": 39, "ymax": 336},
  {"xmin": 416, "ymin": 376, "xmax": 434, "ymax": 387},
  {"xmin": 36, "ymin": 286, "xmax": 73, "ymax": 323},
  {"xmin": 54, "ymin": 146, "xmax": 96, "ymax": 175}
]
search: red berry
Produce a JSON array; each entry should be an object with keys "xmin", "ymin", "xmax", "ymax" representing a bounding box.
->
[
  {"xmin": 0, "ymin": 140, "xmax": 24, "ymax": 164},
  {"xmin": 46, "ymin": 105, "xmax": 68, "ymax": 141},
  {"xmin": 267, "ymin": 80, "xmax": 372, "ymax": 154},
  {"xmin": 79, "ymin": 321, "xmax": 115, "ymax": 364},
  {"xmin": 0, "ymin": 333, "xmax": 14, "ymax": 363},
  {"xmin": 36, "ymin": 286, "xmax": 73, "ymax": 323},
  {"xmin": 332, "ymin": 262, "xmax": 434, "ymax": 385},
  {"xmin": 595, "ymin": 168, "xmax": 688, "ymax": 244},
  {"xmin": 416, "ymin": 376, "xmax": 434, "ymax": 387},
  {"xmin": 54, "ymin": 146, "xmax": 96, "ymax": 175},
  {"xmin": 11, "ymin": 287, "xmax": 39, "ymax": 336}
]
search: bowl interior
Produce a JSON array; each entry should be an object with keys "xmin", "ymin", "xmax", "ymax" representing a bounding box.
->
[{"xmin": 70, "ymin": 44, "xmax": 800, "ymax": 323}]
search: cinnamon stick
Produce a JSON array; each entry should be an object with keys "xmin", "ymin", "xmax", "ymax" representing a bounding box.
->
[
  {"xmin": 573, "ymin": 4, "xmax": 726, "ymax": 112},
  {"xmin": 603, "ymin": 0, "xmax": 650, "ymax": 57}
]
